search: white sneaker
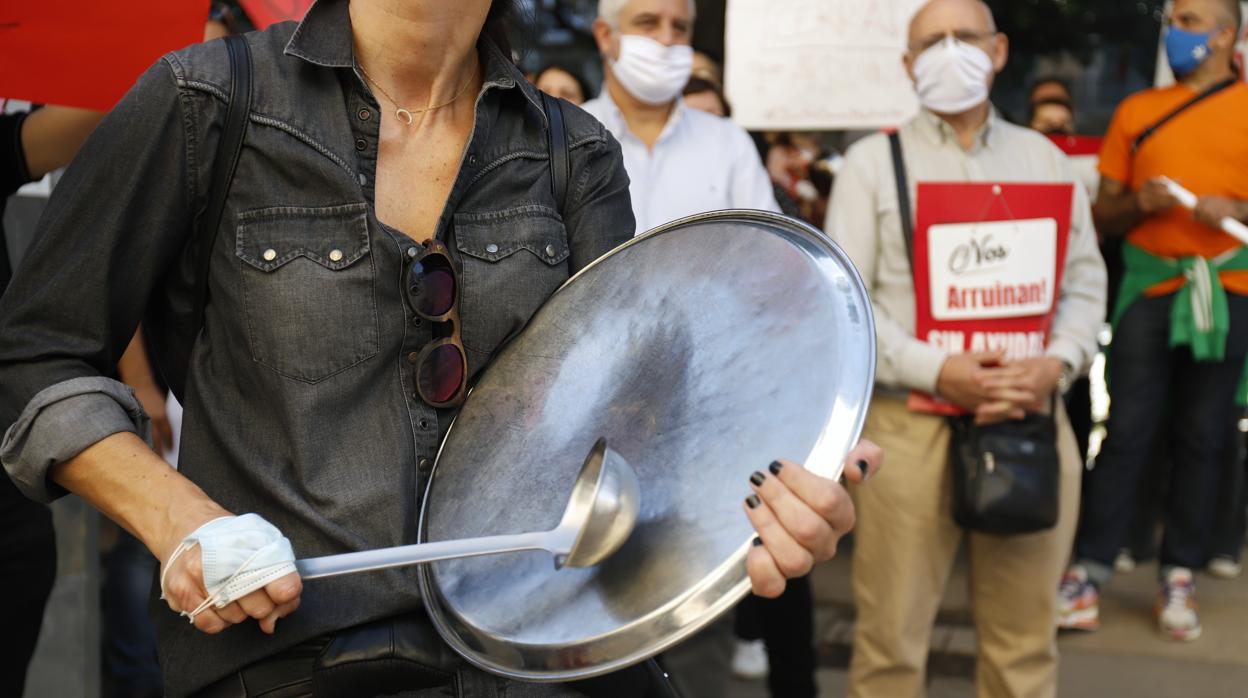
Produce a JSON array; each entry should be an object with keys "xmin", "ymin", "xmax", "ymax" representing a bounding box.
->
[
  {"xmin": 1156, "ymin": 567, "xmax": 1202, "ymax": 642},
  {"xmin": 731, "ymin": 639, "xmax": 768, "ymax": 680},
  {"xmin": 1114, "ymin": 549, "xmax": 1136, "ymax": 573},
  {"xmin": 1208, "ymin": 555, "xmax": 1242, "ymax": 579}
]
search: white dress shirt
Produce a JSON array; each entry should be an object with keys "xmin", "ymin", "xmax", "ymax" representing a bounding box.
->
[{"xmin": 581, "ymin": 90, "xmax": 780, "ymax": 235}]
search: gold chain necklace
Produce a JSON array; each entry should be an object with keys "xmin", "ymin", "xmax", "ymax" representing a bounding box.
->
[{"xmin": 357, "ymin": 60, "xmax": 477, "ymax": 126}]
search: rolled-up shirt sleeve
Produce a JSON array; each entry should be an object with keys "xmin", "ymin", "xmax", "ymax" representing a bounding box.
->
[
  {"xmin": 2, "ymin": 378, "xmax": 152, "ymax": 502},
  {"xmin": 0, "ymin": 58, "xmax": 193, "ymax": 502}
]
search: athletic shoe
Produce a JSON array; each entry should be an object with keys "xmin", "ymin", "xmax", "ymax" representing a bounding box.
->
[
  {"xmin": 1208, "ymin": 555, "xmax": 1242, "ymax": 579},
  {"xmin": 1057, "ymin": 565, "xmax": 1100, "ymax": 631},
  {"xmin": 1156, "ymin": 567, "xmax": 1202, "ymax": 642},
  {"xmin": 731, "ymin": 639, "xmax": 768, "ymax": 680},
  {"xmin": 1114, "ymin": 548, "xmax": 1136, "ymax": 573}
]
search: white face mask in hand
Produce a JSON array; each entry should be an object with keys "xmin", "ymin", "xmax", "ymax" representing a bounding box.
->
[
  {"xmin": 912, "ymin": 36, "xmax": 994, "ymax": 115},
  {"xmin": 609, "ymin": 34, "xmax": 694, "ymax": 106},
  {"xmin": 160, "ymin": 513, "xmax": 297, "ymax": 622}
]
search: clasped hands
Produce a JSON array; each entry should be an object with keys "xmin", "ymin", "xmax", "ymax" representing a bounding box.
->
[{"xmin": 937, "ymin": 350, "xmax": 1064, "ymax": 425}]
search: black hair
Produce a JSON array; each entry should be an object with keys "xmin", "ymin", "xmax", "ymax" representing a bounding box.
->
[
  {"xmin": 484, "ymin": 0, "xmax": 521, "ymax": 63},
  {"xmin": 1027, "ymin": 97, "xmax": 1075, "ymax": 128},
  {"xmin": 1027, "ymin": 76, "xmax": 1072, "ymax": 104},
  {"xmin": 535, "ymin": 64, "xmax": 592, "ymax": 103},
  {"xmin": 682, "ymin": 76, "xmax": 732, "ymax": 117}
]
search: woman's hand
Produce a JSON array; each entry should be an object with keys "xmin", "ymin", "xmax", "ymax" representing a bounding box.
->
[
  {"xmin": 743, "ymin": 439, "xmax": 883, "ymax": 597},
  {"xmin": 157, "ymin": 512, "xmax": 303, "ymax": 636}
]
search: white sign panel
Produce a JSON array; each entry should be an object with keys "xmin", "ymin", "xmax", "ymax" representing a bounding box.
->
[
  {"xmin": 929, "ymin": 218, "xmax": 1057, "ymax": 321},
  {"xmin": 725, "ymin": 0, "xmax": 926, "ymax": 130},
  {"xmin": 1154, "ymin": 1, "xmax": 1248, "ymax": 87}
]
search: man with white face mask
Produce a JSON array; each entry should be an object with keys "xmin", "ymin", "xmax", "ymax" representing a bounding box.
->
[
  {"xmin": 826, "ymin": 1, "xmax": 1106, "ymax": 695},
  {"xmin": 581, "ymin": 0, "xmax": 779, "ymax": 235}
]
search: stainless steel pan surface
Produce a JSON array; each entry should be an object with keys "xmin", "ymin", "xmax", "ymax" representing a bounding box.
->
[{"xmin": 417, "ymin": 210, "xmax": 876, "ymax": 681}]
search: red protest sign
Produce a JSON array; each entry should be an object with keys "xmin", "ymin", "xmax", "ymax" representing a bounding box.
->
[
  {"xmin": 239, "ymin": 0, "xmax": 314, "ymax": 29},
  {"xmin": 0, "ymin": 1, "xmax": 209, "ymax": 112},
  {"xmin": 908, "ymin": 182, "xmax": 1074, "ymax": 415}
]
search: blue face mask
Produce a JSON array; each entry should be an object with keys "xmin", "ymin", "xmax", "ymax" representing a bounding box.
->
[{"xmin": 1165, "ymin": 25, "xmax": 1218, "ymax": 78}]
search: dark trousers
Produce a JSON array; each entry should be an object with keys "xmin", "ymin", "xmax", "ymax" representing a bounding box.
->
[
  {"xmin": 1211, "ymin": 422, "xmax": 1248, "ymax": 560},
  {"xmin": 0, "ymin": 473, "xmax": 57, "ymax": 697},
  {"xmin": 1076, "ymin": 292, "xmax": 1248, "ymax": 572},
  {"xmin": 735, "ymin": 576, "xmax": 817, "ymax": 698}
]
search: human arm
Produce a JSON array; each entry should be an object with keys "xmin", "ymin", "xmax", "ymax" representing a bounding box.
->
[
  {"xmin": 1194, "ymin": 196, "xmax": 1248, "ymax": 229},
  {"xmin": 563, "ymin": 125, "xmax": 636, "ymax": 270},
  {"xmin": 18, "ymin": 106, "xmax": 106, "ymax": 180},
  {"xmin": 0, "ymin": 58, "xmax": 299, "ymax": 634},
  {"xmin": 1092, "ymin": 176, "xmax": 1178, "ymax": 238}
]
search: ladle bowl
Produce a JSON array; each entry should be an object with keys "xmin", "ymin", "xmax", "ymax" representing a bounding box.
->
[{"xmin": 293, "ymin": 439, "xmax": 639, "ymax": 580}]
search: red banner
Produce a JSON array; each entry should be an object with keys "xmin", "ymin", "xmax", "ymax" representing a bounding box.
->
[
  {"xmin": 0, "ymin": 1, "xmax": 209, "ymax": 112},
  {"xmin": 1046, "ymin": 134, "xmax": 1103, "ymax": 157},
  {"xmin": 239, "ymin": 0, "xmax": 314, "ymax": 30},
  {"xmin": 909, "ymin": 182, "xmax": 1074, "ymax": 414}
]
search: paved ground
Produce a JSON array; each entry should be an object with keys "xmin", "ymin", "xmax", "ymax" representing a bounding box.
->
[{"xmin": 728, "ymin": 547, "xmax": 1248, "ymax": 697}]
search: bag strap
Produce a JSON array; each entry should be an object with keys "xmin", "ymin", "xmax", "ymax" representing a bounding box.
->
[
  {"xmin": 541, "ymin": 92, "xmax": 570, "ymax": 213},
  {"xmin": 1131, "ymin": 76, "xmax": 1236, "ymax": 153},
  {"xmin": 888, "ymin": 131, "xmax": 915, "ymax": 273},
  {"xmin": 192, "ymin": 34, "xmax": 253, "ymax": 332}
]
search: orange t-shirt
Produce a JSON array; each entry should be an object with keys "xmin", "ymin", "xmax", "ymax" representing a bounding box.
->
[{"xmin": 1098, "ymin": 81, "xmax": 1248, "ymax": 295}]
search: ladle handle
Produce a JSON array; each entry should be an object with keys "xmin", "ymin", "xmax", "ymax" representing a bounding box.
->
[{"xmin": 294, "ymin": 531, "xmax": 553, "ymax": 580}]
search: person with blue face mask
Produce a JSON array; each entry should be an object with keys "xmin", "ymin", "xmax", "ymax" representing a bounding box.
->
[{"xmin": 1059, "ymin": 0, "xmax": 1248, "ymax": 645}]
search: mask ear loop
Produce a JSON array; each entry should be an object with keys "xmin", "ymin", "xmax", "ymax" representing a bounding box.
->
[
  {"xmin": 181, "ymin": 546, "xmax": 269, "ymax": 623},
  {"xmin": 156, "ymin": 515, "xmax": 238, "ymax": 617}
]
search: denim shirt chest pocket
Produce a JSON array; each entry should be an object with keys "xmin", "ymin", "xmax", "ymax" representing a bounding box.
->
[
  {"xmin": 453, "ymin": 205, "xmax": 570, "ymax": 367},
  {"xmin": 235, "ymin": 203, "xmax": 379, "ymax": 383}
]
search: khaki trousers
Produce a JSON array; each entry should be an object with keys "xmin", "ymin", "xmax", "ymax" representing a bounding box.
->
[{"xmin": 847, "ymin": 395, "xmax": 1081, "ymax": 698}]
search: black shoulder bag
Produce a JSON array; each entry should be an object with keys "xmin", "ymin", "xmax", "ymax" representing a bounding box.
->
[
  {"xmin": 148, "ymin": 34, "xmax": 252, "ymax": 402},
  {"xmin": 888, "ymin": 131, "xmax": 1060, "ymax": 535},
  {"xmin": 1131, "ymin": 76, "xmax": 1236, "ymax": 153}
]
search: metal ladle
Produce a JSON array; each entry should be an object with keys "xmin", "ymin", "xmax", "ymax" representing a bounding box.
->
[{"xmin": 294, "ymin": 439, "xmax": 640, "ymax": 579}]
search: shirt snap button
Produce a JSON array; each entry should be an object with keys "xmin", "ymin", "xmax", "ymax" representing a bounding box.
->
[
  {"xmin": 358, "ymin": 108, "xmax": 371, "ymax": 121},
  {"xmin": 407, "ymin": 351, "xmax": 419, "ymax": 363},
  {"xmin": 355, "ymin": 138, "xmax": 367, "ymax": 151},
  {"xmin": 545, "ymin": 244, "xmax": 557, "ymax": 257},
  {"xmin": 485, "ymin": 243, "xmax": 499, "ymax": 254},
  {"xmin": 328, "ymin": 249, "xmax": 344, "ymax": 262},
  {"xmin": 262, "ymin": 248, "xmax": 277, "ymax": 262},
  {"xmin": 406, "ymin": 247, "xmax": 419, "ymax": 258},
  {"xmin": 418, "ymin": 457, "xmax": 432, "ymax": 471}
]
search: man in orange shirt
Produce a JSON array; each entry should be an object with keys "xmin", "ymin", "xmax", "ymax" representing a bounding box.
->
[{"xmin": 1058, "ymin": 0, "xmax": 1248, "ymax": 642}]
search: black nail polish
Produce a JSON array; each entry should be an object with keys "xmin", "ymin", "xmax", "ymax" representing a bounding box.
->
[
  {"xmin": 750, "ymin": 471, "xmax": 765, "ymax": 486},
  {"xmin": 745, "ymin": 494, "xmax": 761, "ymax": 509},
  {"xmin": 857, "ymin": 459, "xmax": 869, "ymax": 477},
  {"xmin": 752, "ymin": 536, "xmax": 763, "ymax": 547},
  {"xmin": 768, "ymin": 461, "xmax": 783, "ymax": 476}
]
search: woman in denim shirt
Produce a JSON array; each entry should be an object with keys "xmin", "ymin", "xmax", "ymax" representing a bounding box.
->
[{"xmin": 0, "ymin": 1, "xmax": 876, "ymax": 695}]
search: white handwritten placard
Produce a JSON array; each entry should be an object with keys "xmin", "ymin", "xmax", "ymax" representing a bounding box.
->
[
  {"xmin": 724, "ymin": 0, "xmax": 926, "ymax": 130},
  {"xmin": 928, "ymin": 218, "xmax": 1057, "ymax": 321}
]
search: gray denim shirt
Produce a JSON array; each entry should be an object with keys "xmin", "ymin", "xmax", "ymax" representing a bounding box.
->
[{"xmin": 0, "ymin": 1, "xmax": 633, "ymax": 693}]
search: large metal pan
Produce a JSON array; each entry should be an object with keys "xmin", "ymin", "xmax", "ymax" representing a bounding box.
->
[{"xmin": 417, "ymin": 210, "xmax": 876, "ymax": 681}]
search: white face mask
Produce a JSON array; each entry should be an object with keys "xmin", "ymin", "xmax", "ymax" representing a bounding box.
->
[
  {"xmin": 159, "ymin": 514, "xmax": 296, "ymax": 621},
  {"xmin": 912, "ymin": 36, "xmax": 994, "ymax": 114},
  {"xmin": 609, "ymin": 34, "xmax": 694, "ymax": 105}
]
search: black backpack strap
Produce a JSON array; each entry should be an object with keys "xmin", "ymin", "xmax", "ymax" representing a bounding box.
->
[
  {"xmin": 1131, "ymin": 76, "xmax": 1236, "ymax": 153},
  {"xmin": 192, "ymin": 34, "xmax": 253, "ymax": 332},
  {"xmin": 888, "ymin": 130, "xmax": 915, "ymax": 273},
  {"xmin": 541, "ymin": 92, "xmax": 570, "ymax": 213}
]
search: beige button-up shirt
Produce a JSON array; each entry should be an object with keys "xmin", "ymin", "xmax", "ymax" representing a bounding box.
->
[{"xmin": 826, "ymin": 108, "xmax": 1108, "ymax": 394}]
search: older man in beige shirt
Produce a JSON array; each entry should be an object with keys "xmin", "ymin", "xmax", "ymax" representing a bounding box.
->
[{"xmin": 826, "ymin": 0, "xmax": 1106, "ymax": 696}]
